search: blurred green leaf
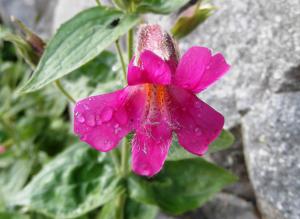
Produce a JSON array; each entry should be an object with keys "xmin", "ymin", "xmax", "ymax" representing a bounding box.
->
[
  {"xmin": 99, "ymin": 198, "xmax": 158, "ymax": 219},
  {"xmin": 172, "ymin": 6, "xmax": 214, "ymax": 39},
  {"xmin": 62, "ymin": 50, "xmax": 122, "ymax": 100},
  {"xmin": 135, "ymin": 0, "xmax": 190, "ymax": 14},
  {"xmin": 11, "ymin": 143, "xmax": 123, "ymax": 219},
  {"xmin": 19, "ymin": 6, "xmax": 139, "ymax": 93},
  {"xmin": 0, "ymin": 159, "xmax": 32, "ymax": 207},
  {"xmin": 128, "ymin": 158, "xmax": 237, "ymax": 215},
  {"xmin": 208, "ymin": 129, "xmax": 234, "ymax": 153},
  {"xmin": 0, "ymin": 212, "xmax": 29, "ymax": 219},
  {"xmin": 125, "ymin": 199, "xmax": 158, "ymax": 219},
  {"xmin": 167, "ymin": 130, "xmax": 234, "ymax": 161}
]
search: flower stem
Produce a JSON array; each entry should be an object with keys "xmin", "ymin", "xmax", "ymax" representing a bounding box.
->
[
  {"xmin": 127, "ymin": 29, "xmax": 134, "ymax": 63},
  {"xmin": 114, "ymin": 40, "xmax": 127, "ymax": 83},
  {"xmin": 95, "ymin": 0, "xmax": 101, "ymax": 6},
  {"xmin": 54, "ymin": 80, "xmax": 76, "ymax": 104},
  {"xmin": 116, "ymin": 28, "xmax": 135, "ymax": 219},
  {"xmin": 120, "ymin": 137, "xmax": 130, "ymax": 176}
]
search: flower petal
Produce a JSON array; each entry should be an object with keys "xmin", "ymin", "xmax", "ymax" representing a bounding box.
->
[
  {"xmin": 74, "ymin": 86, "xmax": 146, "ymax": 152},
  {"xmin": 174, "ymin": 46, "xmax": 229, "ymax": 93},
  {"xmin": 193, "ymin": 53, "xmax": 230, "ymax": 92},
  {"xmin": 127, "ymin": 50, "xmax": 172, "ymax": 86},
  {"xmin": 131, "ymin": 121, "xmax": 172, "ymax": 177},
  {"xmin": 168, "ymin": 86, "xmax": 224, "ymax": 155}
]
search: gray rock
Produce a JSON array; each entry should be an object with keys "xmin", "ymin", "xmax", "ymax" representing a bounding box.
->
[
  {"xmin": 157, "ymin": 193, "xmax": 259, "ymax": 219},
  {"xmin": 52, "ymin": 0, "xmax": 95, "ymax": 31},
  {"xmin": 196, "ymin": 193, "xmax": 259, "ymax": 219},
  {"xmin": 52, "ymin": 0, "xmax": 113, "ymax": 31},
  {"xmin": 209, "ymin": 125, "xmax": 255, "ymax": 201},
  {"xmin": 0, "ymin": 0, "xmax": 57, "ymax": 38},
  {"xmin": 242, "ymin": 92, "xmax": 300, "ymax": 219},
  {"xmin": 180, "ymin": 0, "xmax": 300, "ymax": 113},
  {"xmin": 148, "ymin": 0, "xmax": 300, "ymax": 128}
]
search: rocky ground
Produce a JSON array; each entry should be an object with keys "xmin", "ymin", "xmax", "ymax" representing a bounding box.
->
[{"xmin": 0, "ymin": 0, "xmax": 299, "ymax": 218}]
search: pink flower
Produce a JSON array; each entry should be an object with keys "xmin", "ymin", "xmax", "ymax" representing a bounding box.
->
[
  {"xmin": 74, "ymin": 28, "xmax": 230, "ymax": 177},
  {"xmin": 0, "ymin": 146, "xmax": 6, "ymax": 154}
]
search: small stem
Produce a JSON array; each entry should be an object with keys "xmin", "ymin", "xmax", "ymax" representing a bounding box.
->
[
  {"xmin": 127, "ymin": 29, "xmax": 134, "ymax": 63},
  {"xmin": 95, "ymin": 0, "xmax": 101, "ymax": 6},
  {"xmin": 110, "ymin": 149, "xmax": 121, "ymax": 174},
  {"xmin": 116, "ymin": 27, "xmax": 134, "ymax": 219},
  {"xmin": 54, "ymin": 80, "xmax": 76, "ymax": 104},
  {"xmin": 114, "ymin": 40, "xmax": 127, "ymax": 83},
  {"xmin": 120, "ymin": 137, "xmax": 130, "ymax": 176},
  {"xmin": 116, "ymin": 194, "xmax": 126, "ymax": 219}
]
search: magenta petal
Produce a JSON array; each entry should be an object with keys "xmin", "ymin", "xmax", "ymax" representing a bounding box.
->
[
  {"xmin": 174, "ymin": 46, "xmax": 211, "ymax": 91},
  {"xmin": 74, "ymin": 87, "xmax": 146, "ymax": 152},
  {"xmin": 174, "ymin": 46, "xmax": 230, "ymax": 93},
  {"xmin": 127, "ymin": 50, "xmax": 172, "ymax": 86},
  {"xmin": 127, "ymin": 57, "xmax": 149, "ymax": 85},
  {"xmin": 132, "ymin": 122, "xmax": 172, "ymax": 177},
  {"xmin": 169, "ymin": 86, "xmax": 224, "ymax": 155},
  {"xmin": 193, "ymin": 53, "xmax": 230, "ymax": 92}
]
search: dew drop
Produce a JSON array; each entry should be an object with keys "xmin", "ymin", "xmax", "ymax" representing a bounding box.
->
[
  {"xmin": 86, "ymin": 114, "xmax": 96, "ymax": 127},
  {"xmin": 115, "ymin": 109, "xmax": 128, "ymax": 125},
  {"xmin": 76, "ymin": 113, "xmax": 85, "ymax": 123},
  {"xmin": 83, "ymin": 104, "xmax": 90, "ymax": 110},
  {"xmin": 96, "ymin": 115, "xmax": 102, "ymax": 125},
  {"xmin": 101, "ymin": 107, "xmax": 113, "ymax": 122},
  {"xmin": 194, "ymin": 101, "xmax": 202, "ymax": 109}
]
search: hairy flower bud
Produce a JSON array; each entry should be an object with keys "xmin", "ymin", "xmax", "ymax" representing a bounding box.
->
[{"xmin": 137, "ymin": 24, "xmax": 179, "ymax": 63}]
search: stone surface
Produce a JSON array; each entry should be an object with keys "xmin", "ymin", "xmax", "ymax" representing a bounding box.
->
[
  {"xmin": 149, "ymin": 0, "xmax": 300, "ymax": 128},
  {"xmin": 52, "ymin": 0, "xmax": 95, "ymax": 31},
  {"xmin": 242, "ymin": 92, "xmax": 300, "ymax": 219},
  {"xmin": 209, "ymin": 125, "xmax": 255, "ymax": 201},
  {"xmin": 0, "ymin": 0, "xmax": 57, "ymax": 38},
  {"xmin": 52, "ymin": 0, "xmax": 113, "ymax": 31},
  {"xmin": 157, "ymin": 193, "xmax": 259, "ymax": 219}
]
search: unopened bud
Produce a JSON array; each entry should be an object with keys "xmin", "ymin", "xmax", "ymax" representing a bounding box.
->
[
  {"xmin": 137, "ymin": 24, "xmax": 179, "ymax": 64},
  {"xmin": 171, "ymin": 3, "xmax": 215, "ymax": 39},
  {"xmin": 11, "ymin": 16, "xmax": 45, "ymax": 57}
]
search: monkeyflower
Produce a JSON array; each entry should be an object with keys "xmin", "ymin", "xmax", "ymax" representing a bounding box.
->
[{"xmin": 74, "ymin": 25, "xmax": 230, "ymax": 177}]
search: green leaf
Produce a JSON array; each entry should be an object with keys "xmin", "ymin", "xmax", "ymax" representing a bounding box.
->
[
  {"xmin": 125, "ymin": 199, "xmax": 158, "ymax": 219},
  {"xmin": 98, "ymin": 198, "xmax": 158, "ymax": 219},
  {"xmin": 11, "ymin": 143, "xmax": 123, "ymax": 219},
  {"xmin": 62, "ymin": 50, "xmax": 122, "ymax": 100},
  {"xmin": 167, "ymin": 130, "xmax": 234, "ymax": 161},
  {"xmin": 19, "ymin": 6, "xmax": 139, "ymax": 93},
  {"xmin": 208, "ymin": 129, "xmax": 234, "ymax": 153},
  {"xmin": 0, "ymin": 212, "xmax": 29, "ymax": 219},
  {"xmin": 135, "ymin": 0, "xmax": 190, "ymax": 14},
  {"xmin": 128, "ymin": 158, "xmax": 237, "ymax": 215},
  {"xmin": 0, "ymin": 158, "xmax": 32, "ymax": 209}
]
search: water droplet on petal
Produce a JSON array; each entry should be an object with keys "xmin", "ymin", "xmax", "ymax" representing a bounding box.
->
[
  {"xmin": 115, "ymin": 109, "xmax": 128, "ymax": 125},
  {"xmin": 76, "ymin": 113, "xmax": 85, "ymax": 123},
  {"xmin": 86, "ymin": 114, "xmax": 96, "ymax": 127},
  {"xmin": 101, "ymin": 107, "xmax": 113, "ymax": 122},
  {"xmin": 96, "ymin": 115, "xmax": 102, "ymax": 125},
  {"xmin": 194, "ymin": 102, "xmax": 203, "ymax": 109},
  {"xmin": 194, "ymin": 127, "xmax": 202, "ymax": 135},
  {"xmin": 83, "ymin": 104, "xmax": 90, "ymax": 110}
]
